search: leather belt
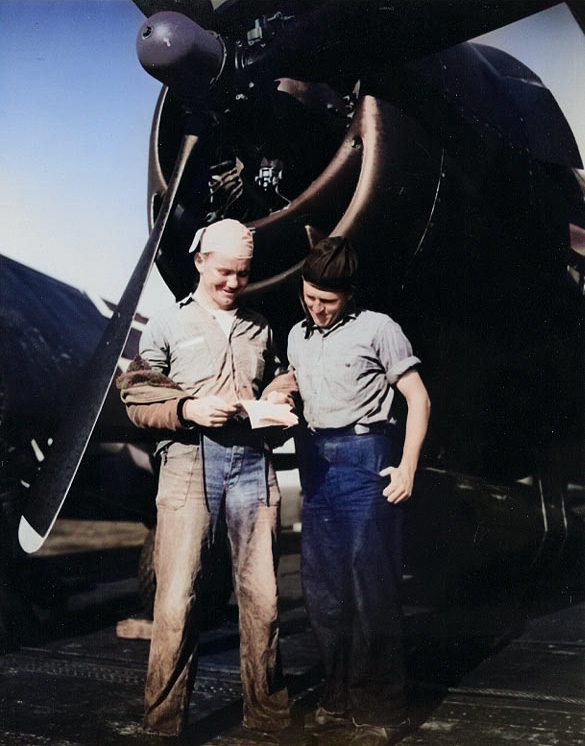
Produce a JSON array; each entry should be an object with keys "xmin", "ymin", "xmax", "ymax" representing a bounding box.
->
[{"xmin": 309, "ymin": 422, "xmax": 390, "ymax": 437}]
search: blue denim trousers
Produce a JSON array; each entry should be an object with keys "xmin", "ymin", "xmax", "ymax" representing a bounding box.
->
[
  {"xmin": 298, "ymin": 427, "xmax": 406, "ymax": 727},
  {"xmin": 144, "ymin": 429, "xmax": 290, "ymax": 736}
]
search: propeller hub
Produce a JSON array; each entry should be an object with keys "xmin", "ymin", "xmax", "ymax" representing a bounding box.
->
[{"xmin": 137, "ymin": 11, "xmax": 225, "ymax": 105}]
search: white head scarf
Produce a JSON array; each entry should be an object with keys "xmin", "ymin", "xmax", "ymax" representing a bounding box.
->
[{"xmin": 189, "ymin": 219, "xmax": 254, "ymax": 258}]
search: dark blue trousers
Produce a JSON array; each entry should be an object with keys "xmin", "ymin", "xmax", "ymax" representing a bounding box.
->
[{"xmin": 298, "ymin": 428, "xmax": 406, "ymax": 727}]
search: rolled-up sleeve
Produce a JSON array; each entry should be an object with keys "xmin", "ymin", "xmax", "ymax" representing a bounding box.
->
[{"xmin": 375, "ymin": 317, "xmax": 420, "ymax": 384}]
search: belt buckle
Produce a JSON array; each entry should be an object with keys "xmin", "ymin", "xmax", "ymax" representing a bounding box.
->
[{"xmin": 353, "ymin": 423, "xmax": 370, "ymax": 435}]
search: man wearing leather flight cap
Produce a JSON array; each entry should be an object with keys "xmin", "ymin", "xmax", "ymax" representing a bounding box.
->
[
  {"xmin": 288, "ymin": 236, "xmax": 431, "ymax": 746},
  {"xmin": 118, "ymin": 219, "xmax": 293, "ymax": 738}
]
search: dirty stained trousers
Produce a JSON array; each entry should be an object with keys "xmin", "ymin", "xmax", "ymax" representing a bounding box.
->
[{"xmin": 144, "ymin": 430, "xmax": 289, "ymax": 735}]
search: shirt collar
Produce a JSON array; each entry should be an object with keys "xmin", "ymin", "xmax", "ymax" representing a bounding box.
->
[
  {"xmin": 302, "ymin": 302, "xmax": 360, "ymax": 338},
  {"xmin": 183, "ymin": 292, "xmax": 245, "ymax": 318}
]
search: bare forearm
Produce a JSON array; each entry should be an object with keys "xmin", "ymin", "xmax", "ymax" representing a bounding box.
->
[
  {"xmin": 400, "ymin": 395, "xmax": 430, "ymax": 473},
  {"xmin": 381, "ymin": 369, "xmax": 430, "ymax": 503}
]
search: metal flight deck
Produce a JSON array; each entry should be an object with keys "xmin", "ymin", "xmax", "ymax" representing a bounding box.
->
[{"xmin": 0, "ymin": 518, "xmax": 583, "ymax": 746}]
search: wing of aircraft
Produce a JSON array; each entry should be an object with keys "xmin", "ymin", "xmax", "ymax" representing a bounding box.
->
[
  {"xmin": 0, "ymin": 255, "xmax": 161, "ymax": 649},
  {"xmin": 0, "ymin": 254, "xmax": 156, "ymax": 522}
]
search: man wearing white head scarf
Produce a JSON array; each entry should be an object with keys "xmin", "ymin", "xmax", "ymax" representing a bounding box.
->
[{"xmin": 119, "ymin": 219, "xmax": 293, "ymax": 739}]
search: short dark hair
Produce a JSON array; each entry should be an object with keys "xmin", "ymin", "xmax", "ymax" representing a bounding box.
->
[{"xmin": 301, "ymin": 236, "xmax": 358, "ymax": 291}]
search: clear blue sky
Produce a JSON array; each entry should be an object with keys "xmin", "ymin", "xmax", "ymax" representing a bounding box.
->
[
  {"xmin": 1, "ymin": 1, "xmax": 584, "ymax": 317},
  {"xmin": 0, "ymin": 0, "xmax": 167, "ymax": 315}
]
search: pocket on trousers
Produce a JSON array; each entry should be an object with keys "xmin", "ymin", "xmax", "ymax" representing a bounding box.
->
[{"xmin": 156, "ymin": 442, "xmax": 201, "ymax": 510}]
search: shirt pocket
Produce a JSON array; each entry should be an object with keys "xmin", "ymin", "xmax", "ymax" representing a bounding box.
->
[
  {"xmin": 173, "ymin": 335, "xmax": 216, "ymax": 386},
  {"xmin": 235, "ymin": 334, "xmax": 268, "ymax": 387},
  {"xmin": 330, "ymin": 353, "xmax": 371, "ymax": 394},
  {"xmin": 156, "ymin": 442, "xmax": 203, "ymax": 510}
]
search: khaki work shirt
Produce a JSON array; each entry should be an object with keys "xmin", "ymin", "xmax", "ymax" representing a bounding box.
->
[{"xmin": 139, "ymin": 294, "xmax": 283, "ymax": 405}]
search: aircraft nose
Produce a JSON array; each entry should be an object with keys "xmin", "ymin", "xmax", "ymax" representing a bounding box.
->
[{"xmin": 136, "ymin": 11, "xmax": 224, "ymax": 105}]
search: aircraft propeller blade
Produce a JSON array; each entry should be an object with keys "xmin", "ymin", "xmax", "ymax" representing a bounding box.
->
[{"xmin": 18, "ymin": 128, "xmax": 201, "ymax": 554}]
